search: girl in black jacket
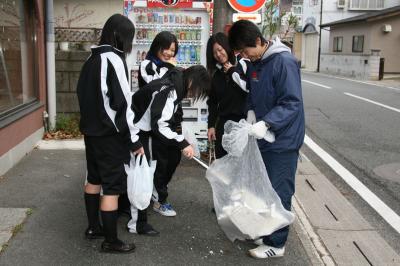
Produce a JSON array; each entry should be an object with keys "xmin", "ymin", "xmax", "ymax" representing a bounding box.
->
[
  {"xmin": 77, "ymin": 14, "xmax": 142, "ymax": 253},
  {"xmin": 138, "ymin": 31, "xmax": 179, "ymax": 88},
  {"xmin": 132, "ymin": 66, "xmax": 210, "ymax": 218},
  {"xmin": 206, "ymin": 32, "xmax": 249, "ymax": 158}
]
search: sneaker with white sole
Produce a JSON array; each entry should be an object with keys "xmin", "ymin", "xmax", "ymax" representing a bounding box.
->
[
  {"xmin": 254, "ymin": 238, "xmax": 264, "ymax": 245},
  {"xmin": 248, "ymin": 244, "xmax": 285, "ymax": 259},
  {"xmin": 153, "ymin": 202, "xmax": 177, "ymax": 217}
]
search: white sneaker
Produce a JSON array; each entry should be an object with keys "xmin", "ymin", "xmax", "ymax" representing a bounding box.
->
[
  {"xmin": 254, "ymin": 238, "xmax": 264, "ymax": 245},
  {"xmin": 248, "ymin": 244, "xmax": 285, "ymax": 259},
  {"xmin": 153, "ymin": 202, "xmax": 177, "ymax": 217}
]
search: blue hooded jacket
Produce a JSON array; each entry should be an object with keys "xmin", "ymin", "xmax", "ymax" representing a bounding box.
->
[{"xmin": 247, "ymin": 38, "xmax": 305, "ymax": 153}]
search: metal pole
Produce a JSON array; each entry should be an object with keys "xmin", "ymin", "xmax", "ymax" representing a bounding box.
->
[
  {"xmin": 46, "ymin": 0, "xmax": 56, "ymax": 130},
  {"xmin": 317, "ymin": 0, "xmax": 323, "ymax": 72},
  {"xmin": 193, "ymin": 156, "xmax": 209, "ymax": 170}
]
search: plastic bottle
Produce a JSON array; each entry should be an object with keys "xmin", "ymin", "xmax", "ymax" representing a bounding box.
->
[
  {"xmin": 176, "ymin": 46, "xmax": 183, "ymax": 64},
  {"xmin": 196, "ymin": 46, "xmax": 201, "ymax": 63},
  {"xmin": 190, "ymin": 46, "xmax": 196, "ymax": 62},
  {"xmin": 136, "ymin": 50, "xmax": 141, "ymax": 64},
  {"xmin": 185, "ymin": 45, "xmax": 191, "ymax": 63}
]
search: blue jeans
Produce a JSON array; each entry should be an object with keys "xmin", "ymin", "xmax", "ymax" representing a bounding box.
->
[{"xmin": 260, "ymin": 150, "xmax": 299, "ymax": 248}]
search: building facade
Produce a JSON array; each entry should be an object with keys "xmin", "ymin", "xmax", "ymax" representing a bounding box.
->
[
  {"xmin": 296, "ymin": 0, "xmax": 400, "ymax": 70},
  {"xmin": 0, "ymin": 0, "xmax": 47, "ymax": 175},
  {"xmin": 320, "ymin": 6, "xmax": 400, "ymax": 79}
]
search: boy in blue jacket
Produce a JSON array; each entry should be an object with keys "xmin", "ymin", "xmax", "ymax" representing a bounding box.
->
[{"xmin": 229, "ymin": 20, "xmax": 305, "ymax": 259}]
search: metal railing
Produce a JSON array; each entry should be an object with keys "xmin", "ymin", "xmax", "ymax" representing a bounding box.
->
[{"xmin": 55, "ymin": 27, "xmax": 102, "ymax": 43}]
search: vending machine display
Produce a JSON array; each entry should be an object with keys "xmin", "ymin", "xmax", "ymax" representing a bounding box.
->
[{"xmin": 124, "ymin": 0, "xmax": 213, "ymax": 140}]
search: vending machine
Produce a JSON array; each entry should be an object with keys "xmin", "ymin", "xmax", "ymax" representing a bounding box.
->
[{"xmin": 124, "ymin": 0, "xmax": 213, "ymax": 147}]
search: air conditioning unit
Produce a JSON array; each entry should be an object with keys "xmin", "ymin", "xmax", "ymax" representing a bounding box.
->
[
  {"xmin": 337, "ymin": 0, "xmax": 346, "ymax": 8},
  {"xmin": 382, "ymin": 24, "xmax": 392, "ymax": 33}
]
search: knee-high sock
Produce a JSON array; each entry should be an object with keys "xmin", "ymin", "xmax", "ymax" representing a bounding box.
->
[
  {"xmin": 84, "ymin": 193, "xmax": 100, "ymax": 229},
  {"xmin": 101, "ymin": 210, "xmax": 118, "ymax": 243}
]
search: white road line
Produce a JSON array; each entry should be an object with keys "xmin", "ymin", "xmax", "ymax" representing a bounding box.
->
[
  {"xmin": 344, "ymin": 92, "xmax": 400, "ymax": 113},
  {"xmin": 302, "ymin": 71, "xmax": 400, "ymax": 92},
  {"xmin": 302, "ymin": 80, "xmax": 332, "ymax": 89},
  {"xmin": 304, "ymin": 134, "xmax": 400, "ymax": 234}
]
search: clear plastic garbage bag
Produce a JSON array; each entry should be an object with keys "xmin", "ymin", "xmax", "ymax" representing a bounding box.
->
[
  {"xmin": 206, "ymin": 119, "xmax": 295, "ymax": 241},
  {"xmin": 125, "ymin": 154, "xmax": 157, "ymax": 210}
]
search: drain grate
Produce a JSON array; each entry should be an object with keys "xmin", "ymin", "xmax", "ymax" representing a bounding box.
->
[
  {"xmin": 324, "ymin": 204, "xmax": 338, "ymax": 221},
  {"xmin": 353, "ymin": 241, "xmax": 373, "ymax": 266},
  {"xmin": 305, "ymin": 178, "xmax": 316, "ymax": 191}
]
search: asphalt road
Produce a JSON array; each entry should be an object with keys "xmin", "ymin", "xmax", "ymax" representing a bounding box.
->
[
  {"xmin": 0, "ymin": 150, "xmax": 311, "ymax": 265},
  {"xmin": 301, "ymin": 71, "xmax": 400, "ymax": 253}
]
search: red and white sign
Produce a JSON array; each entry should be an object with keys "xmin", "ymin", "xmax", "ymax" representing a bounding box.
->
[
  {"xmin": 232, "ymin": 13, "xmax": 261, "ymax": 23},
  {"xmin": 227, "ymin": 0, "xmax": 266, "ymax": 13}
]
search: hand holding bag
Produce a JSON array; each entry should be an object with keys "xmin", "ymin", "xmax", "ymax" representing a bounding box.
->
[{"xmin": 125, "ymin": 154, "xmax": 156, "ymax": 210}]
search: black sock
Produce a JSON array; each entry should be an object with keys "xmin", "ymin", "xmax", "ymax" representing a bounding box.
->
[
  {"xmin": 84, "ymin": 193, "xmax": 100, "ymax": 229},
  {"xmin": 101, "ymin": 210, "xmax": 119, "ymax": 243},
  {"xmin": 118, "ymin": 194, "xmax": 130, "ymax": 211}
]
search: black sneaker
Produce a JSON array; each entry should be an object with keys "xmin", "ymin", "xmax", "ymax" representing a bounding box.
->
[
  {"xmin": 85, "ymin": 227, "xmax": 104, "ymax": 240},
  {"xmin": 101, "ymin": 239, "xmax": 136, "ymax": 253}
]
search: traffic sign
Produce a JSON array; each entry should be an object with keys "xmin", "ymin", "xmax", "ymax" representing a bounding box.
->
[
  {"xmin": 227, "ymin": 0, "xmax": 266, "ymax": 13},
  {"xmin": 233, "ymin": 13, "xmax": 261, "ymax": 23}
]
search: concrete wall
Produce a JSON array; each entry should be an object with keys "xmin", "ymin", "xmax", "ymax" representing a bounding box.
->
[
  {"xmin": 54, "ymin": 0, "xmax": 122, "ymax": 28},
  {"xmin": 293, "ymin": 32, "xmax": 303, "ymax": 62},
  {"xmin": 320, "ymin": 52, "xmax": 380, "ymax": 80},
  {"xmin": 55, "ymin": 51, "xmax": 89, "ymax": 114}
]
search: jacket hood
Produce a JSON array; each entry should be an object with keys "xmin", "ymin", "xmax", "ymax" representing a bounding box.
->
[
  {"xmin": 261, "ymin": 37, "xmax": 291, "ymax": 61},
  {"xmin": 165, "ymin": 68, "xmax": 185, "ymax": 101}
]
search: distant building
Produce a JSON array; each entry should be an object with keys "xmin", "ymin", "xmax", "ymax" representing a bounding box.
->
[
  {"xmin": 293, "ymin": 0, "xmax": 400, "ymax": 71},
  {"xmin": 320, "ymin": 5, "xmax": 400, "ymax": 79}
]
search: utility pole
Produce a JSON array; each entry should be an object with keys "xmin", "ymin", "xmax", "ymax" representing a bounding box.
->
[
  {"xmin": 212, "ymin": 0, "xmax": 234, "ymax": 34},
  {"xmin": 317, "ymin": 0, "xmax": 323, "ymax": 72}
]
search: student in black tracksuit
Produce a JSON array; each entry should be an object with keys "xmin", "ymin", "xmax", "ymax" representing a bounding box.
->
[
  {"xmin": 206, "ymin": 32, "xmax": 250, "ymax": 159},
  {"xmin": 136, "ymin": 31, "xmax": 185, "ymax": 217},
  {"xmin": 120, "ymin": 32, "xmax": 179, "ymax": 233},
  {"xmin": 77, "ymin": 14, "xmax": 143, "ymax": 253},
  {"xmin": 131, "ymin": 66, "xmax": 210, "ymax": 218},
  {"xmin": 138, "ymin": 31, "xmax": 178, "ymax": 88}
]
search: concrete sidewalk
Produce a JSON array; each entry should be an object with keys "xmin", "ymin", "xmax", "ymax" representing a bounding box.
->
[
  {"xmin": 0, "ymin": 140, "xmax": 399, "ymax": 265},
  {"xmin": 0, "ymin": 144, "xmax": 311, "ymax": 265}
]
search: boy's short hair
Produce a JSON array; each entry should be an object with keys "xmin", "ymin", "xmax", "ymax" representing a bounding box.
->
[
  {"xmin": 228, "ymin": 20, "xmax": 266, "ymax": 51},
  {"xmin": 183, "ymin": 65, "xmax": 210, "ymax": 101}
]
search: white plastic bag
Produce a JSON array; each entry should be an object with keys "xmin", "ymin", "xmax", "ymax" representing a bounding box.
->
[
  {"xmin": 206, "ymin": 119, "xmax": 295, "ymax": 241},
  {"xmin": 125, "ymin": 154, "xmax": 157, "ymax": 210}
]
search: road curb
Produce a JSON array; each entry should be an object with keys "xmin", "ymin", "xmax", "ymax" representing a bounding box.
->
[{"xmin": 0, "ymin": 208, "xmax": 30, "ymax": 253}]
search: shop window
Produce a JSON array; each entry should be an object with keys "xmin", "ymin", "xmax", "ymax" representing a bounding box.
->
[
  {"xmin": 0, "ymin": 0, "xmax": 38, "ymax": 117},
  {"xmin": 352, "ymin": 35, "xmax": 364, "ymax": 53},
  {"xmin": 333, "ymin": 37, "xmax": 343, "ymax": 52}
]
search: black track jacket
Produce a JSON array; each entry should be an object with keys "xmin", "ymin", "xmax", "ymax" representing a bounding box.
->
[
  {"xmin": 77, "ymin": 45, "xmax": 142, "ymax": 151},
  {"xmin": 132, "ymin": 68, "xmax": 189, "ymax": 150}
]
